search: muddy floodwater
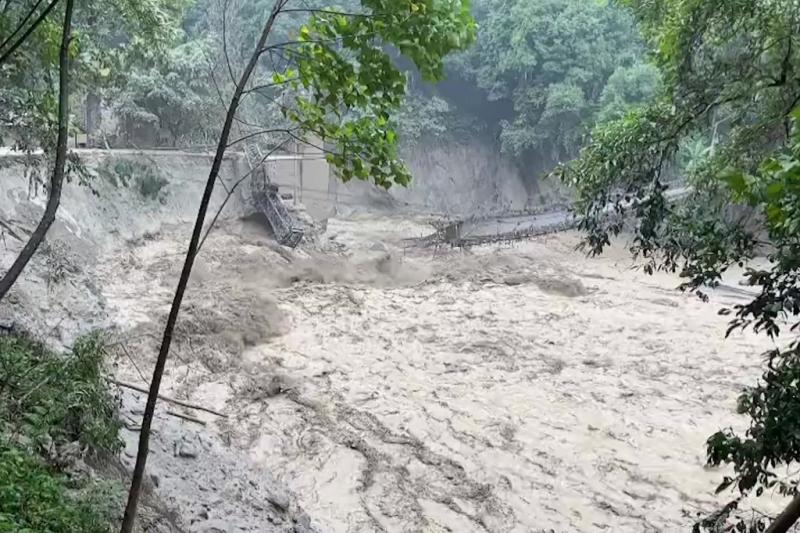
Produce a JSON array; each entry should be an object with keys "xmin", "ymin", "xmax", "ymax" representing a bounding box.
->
[{"xmin": 102, "ymin": 216, "xmax": 774, "ymax": 532}]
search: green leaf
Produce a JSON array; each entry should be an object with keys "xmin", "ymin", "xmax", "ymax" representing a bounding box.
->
[
  {"xmin": 765, "ymin": 181, "xmax": 784, "ymax": 200},
  {"xmin": 723, "ymin": 171, "xmax": 748, "ymax": 195}
]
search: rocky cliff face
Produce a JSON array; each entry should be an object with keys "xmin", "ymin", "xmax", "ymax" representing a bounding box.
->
[
  {"xmin": 396, "ymin": 136, "xmax": 531, "ymax": 215},
  {"xmin": 333, "ymin": 135, "xmax": 566, "ymax": 218}
]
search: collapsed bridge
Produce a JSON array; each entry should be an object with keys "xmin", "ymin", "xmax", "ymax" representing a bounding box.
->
[
  {"xmin": 419, "ymin": 185, "xmax": 692, "ymax": 248},
  {"xmin": 244, "ymin": 143, "xmax": 305, "ymax": 248},
  {"xmin": 250, "ymin": 162, "xmax": 304, "ymax": 248}
]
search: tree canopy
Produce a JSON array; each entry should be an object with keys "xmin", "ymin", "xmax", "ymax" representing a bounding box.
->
[
  {"xmin": 0, "ymin": 0, "xmax": 189, "ymax": 150},
  {"xmin": 113, "ymin": 38, "xmax": 219, "ymax": 146},
  {"xmin": 380, "ymin": 0, "xmax": 660, "ymax": 189},
  {"xmin": 460, "ymin": 0, "xmax": 654, "ymax": 161},
  {"xmin": 562, "ymin": 1, "xmax": 800, "ymax": 530}
]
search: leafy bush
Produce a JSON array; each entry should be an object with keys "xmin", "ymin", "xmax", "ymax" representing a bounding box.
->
[
  {"xmin": 137, "ymin": 171, "xmax": 169, "ymax": 201},
  {"xmin": 0, "ymin": 333, "xmax": 121, "ymax": 453},
  {"xmin": 0, "ymin": 439, "xmax": 118, "ymax": 533},
  {"xmin": 97, "ymin": 158, "xmax": 169, "ymax": 201},
  {"xmin": 0, "ymin": 332, "xmax": 122, "ymax": 532}
]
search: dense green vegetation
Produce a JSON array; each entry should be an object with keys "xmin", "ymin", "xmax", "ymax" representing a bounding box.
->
[
  {"xmin": 448, "ymin": 0, "xmax": 657, "ymax": 161},
  {"xmin": 98, "ymin": 158, "xmax": 170, "ymax": 201},
  {"xmin": 0, "ymin": 333, "xmax": 122, "ymax": 532},
  {"xmin": 0, "ymin": 0, "xmax": 660, "ymax": 185},
  {"xmin": 113, "ymin": 39, "xmax": 218, "ymax": 147},
  {"xmin": 0, "ymin": 0, "xmax": 659, "ymax": 179},
  {"xmin": 0, "ymin": 0, "xmax": 188, "ymax": 150},
  {"xmin": 2, "ymin": 0, "xmax": 655, "ymax": 185},
  {"xmin": 563, "ymin": 1, "xmax": 800, "ymax": 530}
]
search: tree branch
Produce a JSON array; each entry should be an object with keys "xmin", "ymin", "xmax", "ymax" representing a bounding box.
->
[
  {"xmin": 766, "ymin": 493, "xmax": 800, "ymax": 533},
  {"xmin": 242, "ymin": 77, "xmax": 298, "ymax": 95},
  {"xmin": 0, "ymin": 0, "xmax": 45, "ymax": 52},
  {"xmin": 220, "ymin": 0, "xmax": 237, "ymax": 86},
  {"xmin": 226, "ymin": 128, "xmax": 291, "ymax": 148},
  {"xmin": 279, "ymin": 8, "xmax": 372, "ymax": 17},
  {"xmin": 260, "ymin": 37, "xmax": 340, "ymax": 53},
  {"xmin": 114, "ymin": 380, "xmax": 228, "ymax": 418},
  {"xmin": 201, "ymin": 49, "xmax": 265, "ymax": 132},
  {"xmin": 0, "ymin": 0, "xmax": 61, "ymax": 65},
  {"xmin": 285, "ymin": 129, "xmax": 336, "ymax": 155}
]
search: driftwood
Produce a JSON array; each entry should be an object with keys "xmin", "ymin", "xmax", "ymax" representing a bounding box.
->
[
  {"xmin": 0, "ymin": 219, "xmax": 27, "ymax": 242},
  {"xmin": 166, "ymin": 410, "xmax": 207, "ymax": 426},
  {"xmin": 113, "ymin": 380, "xmax": 228, "ymax": 418}
]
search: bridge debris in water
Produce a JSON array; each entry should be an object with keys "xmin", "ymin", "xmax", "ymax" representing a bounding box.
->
[
  {"xmin": 422, "ymin": 205, "xmax": 577, "ymax": 247},
  {"xmin": 422, "ymin": 185, "xmax": 693, "ymax": 248}
]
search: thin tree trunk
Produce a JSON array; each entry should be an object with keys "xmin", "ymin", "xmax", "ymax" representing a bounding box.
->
[
  {"xmin": 118, "ymin": 2, "xmax": 285, "ymax": 531},
  {"xmin": 0, "ymin": 0, "xmax": 72, "ymax": 302},
  {"xmin": 766, "ymin": 494, "xmax": 800, "ymax": 533}
]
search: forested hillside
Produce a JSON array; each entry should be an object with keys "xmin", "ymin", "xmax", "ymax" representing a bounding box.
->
[{"xmin": 40, "ymin": 0, "xmax": 660, "ymax": 211}]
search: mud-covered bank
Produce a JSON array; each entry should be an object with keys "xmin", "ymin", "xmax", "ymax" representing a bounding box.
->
[{"xmin": 0, "ymin": 154, "xmax": 316, "ymax": 531}]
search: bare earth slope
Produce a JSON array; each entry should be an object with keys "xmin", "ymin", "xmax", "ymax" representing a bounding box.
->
[{"xmin": 101, "ymin": 216, "xmax": 776, "ymax": 532}]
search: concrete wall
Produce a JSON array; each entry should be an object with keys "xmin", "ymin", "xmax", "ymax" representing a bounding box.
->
[{"xmin": 0, "ymin": 133, "xmax": 558, "ymax": 234}]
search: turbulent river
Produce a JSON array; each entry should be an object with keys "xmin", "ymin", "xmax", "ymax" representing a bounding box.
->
[{"xmin": 99, "ymin": 215, "xmax": 773, "ymax": 532}]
